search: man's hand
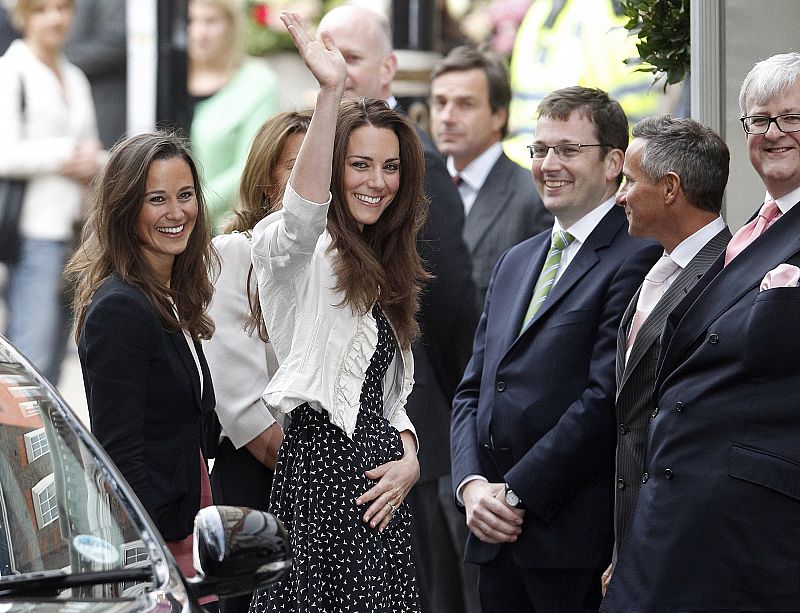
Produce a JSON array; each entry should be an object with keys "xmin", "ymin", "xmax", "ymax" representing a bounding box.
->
[
  {"xmin": 601, "ymin": 562, "xmax": 613, "ymax": 596},
  {"xmin": 462, "ymin": 480, "xmax": 524, "ymax": 544}
]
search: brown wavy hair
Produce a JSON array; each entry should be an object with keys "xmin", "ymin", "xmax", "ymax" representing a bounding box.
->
[
  {"xmin": 68, "ymin": 132, "xmax": 217, "ymax": 341},
  {"xmin": 225, "ymin": 110, "xmax": 312, "ymax": 340},
  {"xmin": 329, "ymin": 98, "xmax": 430, "ymax": 349}
]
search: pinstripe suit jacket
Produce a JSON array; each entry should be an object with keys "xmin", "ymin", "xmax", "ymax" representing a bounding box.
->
[
  {"xmin": 612, "ymin": 226, "xmax": 731, "ymax": 552},
  {"xmin": 463, "ymin": 152, "xmax": 552, "ymax": 304}
]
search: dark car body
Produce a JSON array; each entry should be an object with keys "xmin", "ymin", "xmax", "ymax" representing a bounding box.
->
[{"xmin": 0, "ymin": 335, "xmax": 290, "ymax": 611}]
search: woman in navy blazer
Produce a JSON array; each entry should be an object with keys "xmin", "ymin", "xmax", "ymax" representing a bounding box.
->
[{"xmin": 67, "ymin": 132, "xmax": 217, "ymax": 575}]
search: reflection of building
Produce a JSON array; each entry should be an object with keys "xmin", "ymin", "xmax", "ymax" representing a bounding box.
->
[
  {"xmin": 0, "ymin": 354, "xmax": 63, "ymax": 576},
  {"xmin": 0, "ymin": 342, "xmax": 153, "ymax": 591}
]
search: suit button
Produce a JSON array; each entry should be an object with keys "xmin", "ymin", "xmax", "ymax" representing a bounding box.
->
[
  {"xmin": 708, "ymin": 333, "xmax": 719, "ymax": 344},
  {"xmin": 641, "ymin": 472, "xmax": 649, "ymax": 483},
  {"xmin": 664, "ymin": 468, "xmax": 674, "ymax": 480},
  {"xmin": 675, "ymin": 401, "xmax": 684, "ymax": 413},
  {"xmin": 651, "ymin": 407, "xmax": 659, "ymax": 418},
  {"xmin": 618, "ymin": 423, "xmax": 628, "ymax": 435},
  {"xmin": 617, "ymin": 478, "xmax": 625, "ymax": 490},
  {"xmin": 496, "ymin": 381, "xmax": 506, "ymax": 392},
  {"xmin": 481, "ymin": 443, "xmax": 492, "ymax": 450}
]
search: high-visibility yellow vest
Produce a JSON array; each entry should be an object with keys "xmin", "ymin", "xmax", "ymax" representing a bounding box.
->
[{"xmin": 505, "ymin": 0, "xmax": 665, "ymax": 166}]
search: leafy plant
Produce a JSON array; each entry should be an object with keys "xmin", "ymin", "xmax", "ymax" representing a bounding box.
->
[{"xmin": 620, "ymin": 0, "xmax": 690, "ymax": 89}]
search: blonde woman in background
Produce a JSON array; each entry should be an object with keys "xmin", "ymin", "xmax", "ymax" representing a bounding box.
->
[
  {"xmin": 204, "ymin": 109, "xmax": 311, "ymax": 613},
  {"xmin": 188, "ymin": 0, "xmax": 278, "ymax": 233},
  {"xmin": 0, "ymin": 0, "xmax": 103, "ymax": 384}
]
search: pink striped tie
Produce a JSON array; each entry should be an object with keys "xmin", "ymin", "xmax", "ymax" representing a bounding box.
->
[
  {"xmin": 724, "ymin": 200, "xmax": 781, "ymax": 266},
  {"xmin": 626, "ymin": 254, "xmax": 680, "ymax": 351}
]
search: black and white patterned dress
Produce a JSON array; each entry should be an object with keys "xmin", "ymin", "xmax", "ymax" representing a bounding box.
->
[{"xmin": 250, "ymin": 304, "xmax": 419, "ymax": 613}]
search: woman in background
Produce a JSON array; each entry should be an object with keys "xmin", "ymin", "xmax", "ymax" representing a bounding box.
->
[
  {"xmin": 188, "ymin": 0, "xmax": 278, "ymax": 233},
  {"xmin": 0, "ymin": 0, "xmax": 103, "ymax": 384},
  {"xmin": 205, "ymin": 110, "xmax": 310, "ymax": 613},
  {"xmin": 68, "ymin": 132, "xmax": 217, "ymax": 581},
  {"xmin": 249, "ymin": 13, "xmax": 426, "ymax": 612}
]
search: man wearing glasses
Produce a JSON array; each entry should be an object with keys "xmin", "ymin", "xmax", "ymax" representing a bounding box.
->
[
  {"xmin": 450, "ymin": 86, "xmax": 660, "ymax": 612},
  {"xmin": 602, "ymin": 53, "xmax": 800, "ymax": 612}
]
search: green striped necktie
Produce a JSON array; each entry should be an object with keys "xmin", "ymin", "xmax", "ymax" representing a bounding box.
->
[{"xmin": 520, "ymin": 230, "xmax": 574, "ymax": 333}]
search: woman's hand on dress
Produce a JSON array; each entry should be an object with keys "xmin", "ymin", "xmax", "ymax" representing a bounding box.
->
[
  {"xmin": 280, "ymin": 11, "xmax": 346, "ymax": 94},
  {"xmin": 357, "ymin": 451, "xmax": 420, "ymax": 532}
]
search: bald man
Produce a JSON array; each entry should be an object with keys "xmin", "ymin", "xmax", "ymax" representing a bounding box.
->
[{"xmin": 318, "ymin": 7, "xmax": 481, "ymax": 613}]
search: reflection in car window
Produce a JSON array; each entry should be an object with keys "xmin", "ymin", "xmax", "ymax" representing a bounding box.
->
[{"xmin": 0, "ymin": 344, "xmax": 156, "ymax": 597}]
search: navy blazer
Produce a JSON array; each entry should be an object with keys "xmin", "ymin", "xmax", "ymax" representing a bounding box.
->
[
  {"xmin": 604, "ymin": 201, "xmax": 800, "ymax": 612},
  {"xmin": 451, "ymin": 205, "xmax": 660, "ymax": 569},
  {"xmin": 79, "ymin": 274, "xmax": 216, "ymax": 541}
]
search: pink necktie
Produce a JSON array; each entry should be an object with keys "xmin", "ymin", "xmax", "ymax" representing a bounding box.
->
[
  {"xmin": 724, "ymin": 200, "xmax": 781, "ymax": 266},
  {"xmin": 626, "ymin": 254, "xmax": 680, "ymax": 351}
]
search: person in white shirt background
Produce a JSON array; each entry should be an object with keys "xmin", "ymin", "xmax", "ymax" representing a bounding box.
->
[{"xmin": 0, "ymin": 0, "xmax": 103, "ymax": 384}]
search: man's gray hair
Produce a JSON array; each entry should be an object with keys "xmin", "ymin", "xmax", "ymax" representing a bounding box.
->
[
  {"xmin": 739, "ymin": 52, "xmax": 800, "ymax": 115},
  {"xmin": 632, "ymin": 115, "xmax": 729, "ymax": 214}
]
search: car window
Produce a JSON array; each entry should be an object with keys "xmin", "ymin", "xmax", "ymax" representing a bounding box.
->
[{"xmin": 0, "ymin": 342, "xmax": 159, "ymax": 598}]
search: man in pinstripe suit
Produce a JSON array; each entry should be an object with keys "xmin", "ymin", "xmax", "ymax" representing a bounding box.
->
[{"xmin": 601, "ymin": 115, "xmax": 731, "ymax": 593}]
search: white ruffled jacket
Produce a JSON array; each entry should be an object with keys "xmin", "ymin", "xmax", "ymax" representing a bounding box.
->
[{"xmin": 250, "ymin": 183, "xmax": 416, "ymax": 440}]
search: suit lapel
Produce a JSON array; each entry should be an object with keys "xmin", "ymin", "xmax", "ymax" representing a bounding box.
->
[
  {"xmin": 616, "ymin": 286, "xmax": 639, "ymax": 387},
  {"xmin": 463, "ymin": 155, "xmax": 512, "ymax": 253},
  {"xmin": 514, "ymin": 205, "xmax": 624, "ymax": 345},
  {"xmin": 660, "ymin": 205, "xmax": 800, "ymax": 382},
  {"xmin": 503, "ymin": 233, "xmax": 550, "ymax": 349},
  {"xmin": 619, "ymin": 228, "xmax": 731, "ymax": 390}
]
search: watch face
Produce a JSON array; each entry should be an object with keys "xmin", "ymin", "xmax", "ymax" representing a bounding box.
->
[{"xmin": 505, "ymin": 488, "xmax": 521, "ymax": 508}]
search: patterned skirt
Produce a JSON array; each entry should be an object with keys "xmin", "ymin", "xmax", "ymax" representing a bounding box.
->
[{"xmin": 249, "ymin": 403, "xmax": 419, "ymax": 613}]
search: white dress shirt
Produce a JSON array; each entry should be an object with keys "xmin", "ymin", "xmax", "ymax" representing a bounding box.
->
[
  {"xmin": 552, "ymin": 197, "xmax": 617, "ymax": 284},
  {"xmin": 447, "ymin": 142, "xmax": 503, "ymax": 217}
]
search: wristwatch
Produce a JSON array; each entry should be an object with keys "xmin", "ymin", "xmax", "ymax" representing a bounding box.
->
[{"xmin": 504, "ymin": 483, "xmax": 525, "ymax": 509}]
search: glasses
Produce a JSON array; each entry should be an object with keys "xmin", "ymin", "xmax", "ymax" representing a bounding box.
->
[
  {"xmin": 527, "ymin": 143, "xmax": 611, "ymax": 160},
  {"xmin": 740, "ymin": 114, "xmax": 800, "ymax": 134}
]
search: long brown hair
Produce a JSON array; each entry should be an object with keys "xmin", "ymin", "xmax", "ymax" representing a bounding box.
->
[
  {"xmin": 225, "ymin": 110, "xmax": 312, "ymax": 340},
  {"xmin": 329, "ymin": 98, "xmax": 429, "ymax": 349},
  {"xmin": 68, "ymin": 132, "xmax": 217, "ymax": 341}
]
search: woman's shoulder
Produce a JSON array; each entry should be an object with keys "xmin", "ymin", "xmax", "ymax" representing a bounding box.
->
[
  {"xmin": 212, "ymin": 230, "xmax": 252, "ymax": 250},
  {"xmin": 226, "ymin": 60, "xmax": 278, "ymax": 105},
  {"xmin": 238, "ymin": 59, "xmax": 278, "ymax": 87},
  {"xmin": 212, "ymin": 231, "xmax": 253, "ymax": 266},
  {"xmin": 60, "ymin": 57, "xmax": 92, "ymax": 91},
  {"xmin": 90, "ymin": 275, "xmax": 152, "ymax": 315}
]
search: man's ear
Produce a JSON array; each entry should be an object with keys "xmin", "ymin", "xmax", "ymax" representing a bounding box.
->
[
  {"xmin": 382, "ymin": 52, "xmax": 398, "ymax": 88},
  {"xmin": 663, "ymin": 171, "xmax": 681, "ymax": 205},
  {"xmin": 492, "ymin": 106, "xmax": 509, "ymax": 135},
  {"xmin": 605, "ymin": 148, "xmax": 625, "ymax": 182}
]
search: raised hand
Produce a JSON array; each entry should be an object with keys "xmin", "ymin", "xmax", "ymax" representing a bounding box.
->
[{"xmin": 280, "ymin": 11, "xmax": 346, "ymax": 93}]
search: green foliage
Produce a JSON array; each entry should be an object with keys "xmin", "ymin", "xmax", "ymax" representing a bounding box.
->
[{"xmin": 620, "ymin": 0, "xmax": 691, "ymax": 88}]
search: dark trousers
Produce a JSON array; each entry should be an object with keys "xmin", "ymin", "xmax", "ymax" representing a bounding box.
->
[
  {"xmin": 210, "ymin": 437, "xmax": 274, "ymax": 613},
  {"xmin": 408, "ymin": 475, "xmax": 481, "ymax": 613},
  {"xmin": 478, "ymin": 545, "xmax": 602, "ymax": 613}
]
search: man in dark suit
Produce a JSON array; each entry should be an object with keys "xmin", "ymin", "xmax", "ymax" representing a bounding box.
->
[
  {"xmin": 430, "ymin": 45, "xmax": 552, "ymax": 303},
  {"xmin": 450, "ymin": 86, "xmax": 660, "ymax": 612},
  {"xmin": 602, "ymin": 52, "xmax": 800, "ymax": 613},
  {"xmin": 600, "ymin": 115, "xmax": 731, "ymax": 594},
  {"xmin": 318, "ymin": 7, "xmax": 481, "ymax": 613},
  {"xmin": 65, "ymin": 0, "xmax": 127, "ymax": 149}
]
